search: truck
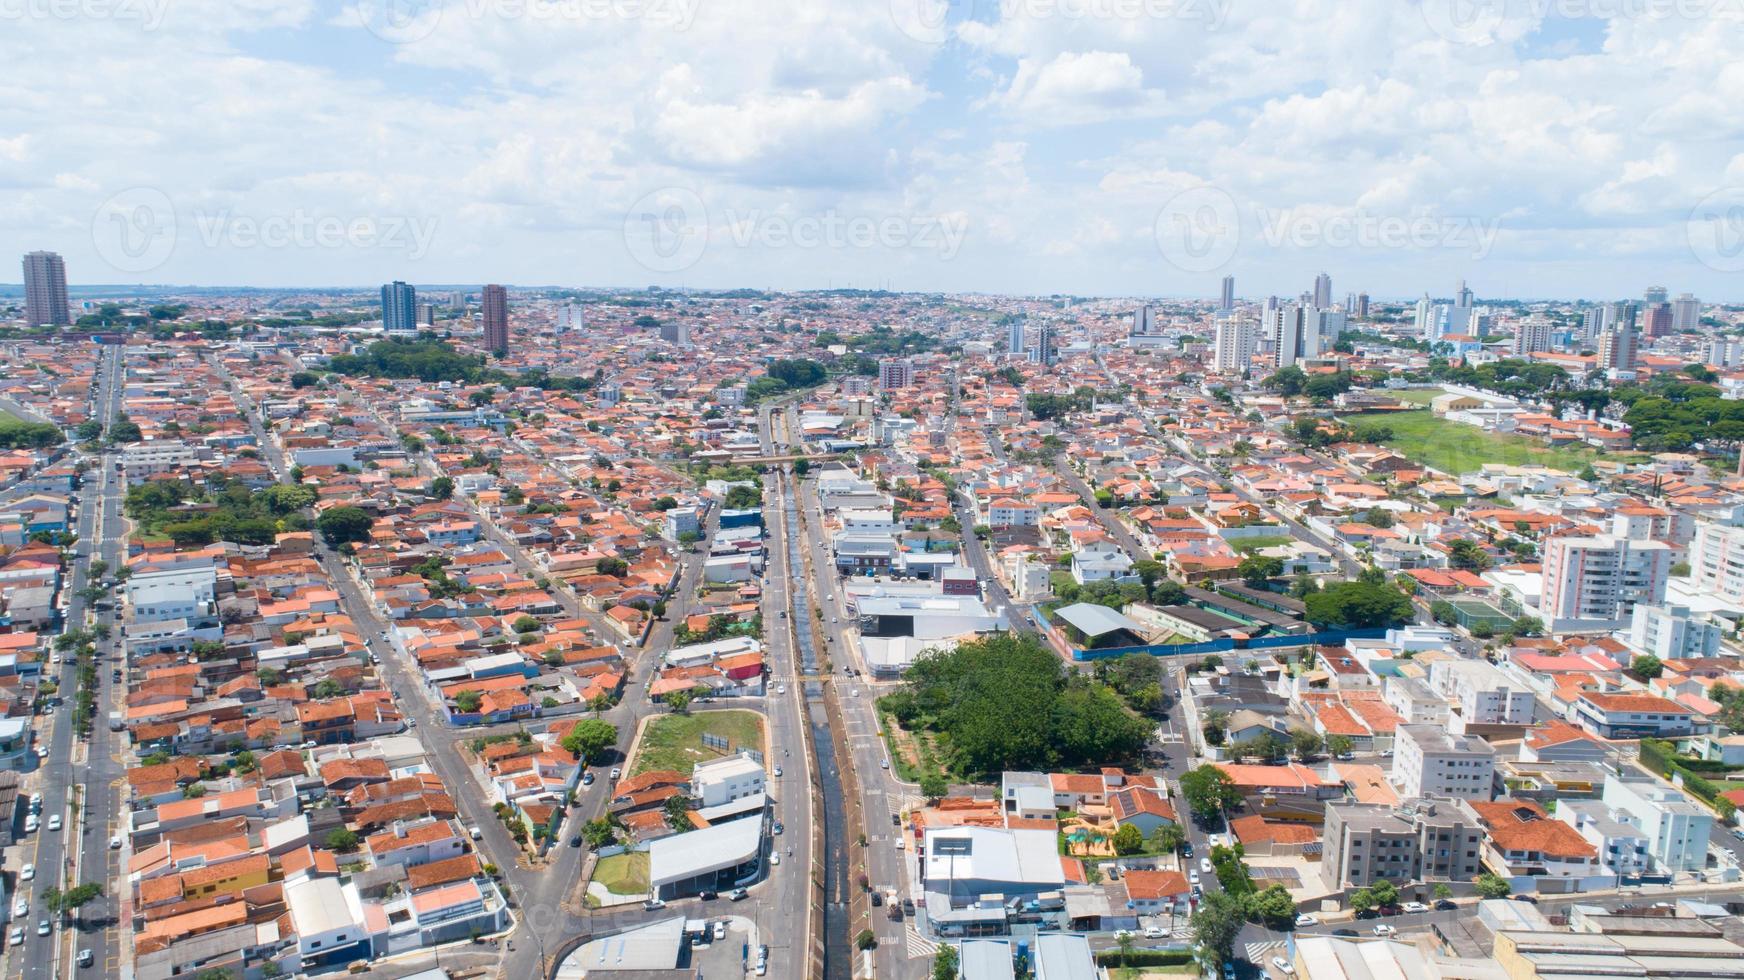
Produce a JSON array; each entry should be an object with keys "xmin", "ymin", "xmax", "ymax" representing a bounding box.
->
[{"xmin": 107, "ymin": 711, "xmax": 125, "ymax": 732}]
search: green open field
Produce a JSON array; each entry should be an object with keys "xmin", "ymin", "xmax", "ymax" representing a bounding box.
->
[
  {"xmin": 1389, "ymin": 387, "xmax": 1446, "ymax": 406},
  {"xmin": 592, "ymin": 851, "xmax": 650, "ymax": 894},
  {"xmin": 631, "ymin": 709, "xmax": 764, "ymax": 776},
  {"xmin": 1341, "ymin": 409, "xmax": 1639, "ymax": 476}
]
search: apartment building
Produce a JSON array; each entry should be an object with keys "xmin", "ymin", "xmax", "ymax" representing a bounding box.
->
[
  {"xmin": 1425, "ymin": 659, "xmax": 1537, "ymax": 726},
  {"xmin": 1600, "ymin": 773, "xmax": 1713, "ymax": 873},
  {"xmin": 1320, "ymin": 797, "xmax": 1485, "ymax": 890},
  {"xmin": 1627, "ymin": 603, "xmax": 1724, "ymax": 660},
  {"xmin": 1392, "ymin": 725, "xmax": 1496, "ymax": 802},
  {"xmin": 1539, "ymin": 524, "xmax": 1670, "ymax": 631}
]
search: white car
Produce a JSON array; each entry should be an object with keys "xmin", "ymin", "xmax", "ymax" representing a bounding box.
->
[
  {"xmin": 1372, "ymin": 924, "xmax": 1396, "ymax": 937},
  {"xmin": 894, "ymin": 838, "xmax": 905, "ymax": 850},
  {"xmin": 108, "ymin": 835, "xmax": 121, "ymax": 850},
  {"xmin": 36, "ymin": 920, "xmax": 49, "ymax": 937},
  {"xmin": 1188, "ymin": 871, "xmax": 1200, "ymax": 885},
  {"xmin": 1143, "ymin": 925, "xmax": 1168, "ymax": 939},
  {"xmin": 6, "ymin": 927, "xmax": 20, "ymax": 947},
  {"xmin": 773, "ymin": 767, "xmax": 783, "ymax": 778},
  {"xmin": 23, "ymin": 816, "xmax": 37, "ymax": 834},
  {"xmin": 770, "ymin": 852, "xmax": 780, "ymax": 866},
  {"xmin": 1400, "ymin": 902, "xmax": 1429, "ymax": 914},
  {"xmin": 1294, "ymin": 914, "xmax": 1318, "ymax": 928},
  {"xmin": 1271, "ymin": 955, "xmax": 1296, "ymax": 975},
  {"xmin": 11, "ymin": 898, "xmax": 25, "ymax": 918},
  {"xmin": 20, "ymin": 864, "xmax": 34, "ymax": 882},
  {"xmin": 47, "ymin": 815, "xmax": 61, "ymax": 832},
  {"xmin": 1200, "ymin": 857, "xmax": 1213, "ymax": 874}
]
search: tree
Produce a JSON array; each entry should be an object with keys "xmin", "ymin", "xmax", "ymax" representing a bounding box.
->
[
  {"xmin": 1303, "ymin": 580, "xmax": 1414, "ymax": 629},
  {"xmin": 1179, "ymin": 765, "xmax": 1239, "ymax": 823},
  {"xmin": 1152, "ymin": 822, "xmax": 1186, "ymax": 855},
  {"xmin": 1475, "ymin": 872, "xmax": 1511, "ymax": 899},
  {"xmin": 582, "ymin": 818, "xmax": 617, "ymax": 849},
  {"xmin": 454, "ymin": 689, "xmax": 484, "ymax": 714},
  {"xmin": 560, "ymin": 719, "xmax": 618, "ymax": 764},
  {"xmin": 1632, "ymin": 655, "xmax": 1665, "ymax": 679},
  {"xmin": 663, "ymin": 688, "xmax": 694, "ymax": 713},
  {"xmin": 290, "ymin": 371, "xmax": 319, "ymax": 389},
  {"xmin": 919, "ymin": 772, "xmax": 949, "ymax": 801},
  {"xmin": 315, "ymin": 506, "xmax": 374, "ymax": 546},
  {"xmin": 1191, "ymin": 890, "xmax": 1245, "ymax": 967},
  {"xmin": 325, "ymin": 829, "xmax": 360, "ymax": 853},
  {"xmin": 1349, "ymin": 887, "xmax": 1376, "ymax": 912},
  {"xmin": 1447, "ymin": 539, "xmax": 1492, "ymax": 572},
  {"xmin": 1433, "ymin": 883, "xmax": 1453, "ymax": 900},
  {"xmin": 1245, "ymin": 883, "xmax": 1297, "ymax": 930},
  {"xmin": 1289, "ymin": 727, "xmax": 1323, "ymax": 760},
  {"xmin": 1112, "ymin": 822, "xmax": 1145, "ymax": 855},
  {"xmin": 511, "ymin": 615, "xmax": 542, "ymax": 635},
  {"xmin": 1369, "ymin": 879, "xmax": 1399, "ymax": 907},
  {"xmin": 1326, "ymin": 734, "xmax": 1354, "ymax": 757},
  {"xmin": 1237, "ymin": 555, "xmax": 1284, "ymax": 586},
  {"xmin": 428, "ymin": 476, "xmax": 455, "ymax": 500},
  {"xmin": 75, "ymin": 418, "xmax": 103, "ymax": 441},
  {"xmin": 1132, "ymin": 559, "xmax": 1166, "ymax": 588},
  {"xmin": 931, "ymin": 944, "xmax": 958, "ymax": 980}
]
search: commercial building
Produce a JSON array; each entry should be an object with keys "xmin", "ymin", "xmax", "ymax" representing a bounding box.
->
[
  {"xmin": 22, "ymin": 250, "xmax": 70, "ymax": 327},
  {"xmin": 921, "ymin": 826, "xmax": 1066, "ymax": 934},
  {"xmin": 481, "ymin": 284, "xmax": 508, "ymax": 355},
  {"xmin": 1391, "ymin": 725, "xmax": 1495, "ymax": 801},
  {"xmin": 1319, "ymin": 797, "xmax": 1485, "ymax": 890},
  {"xmin": 648, "ymin": 817, "xmax": 765, "ymax": 898},
  {"xmin": 1573, "ymin": 691, "xmax": 1701, "ymax": 740},
  {"xmin": 381, "ymin": 281, "xmax": 418, "ymax": 334},
  {"xmin": 689, "ymin": 754, "xmax": 765, "ymax": 808}
]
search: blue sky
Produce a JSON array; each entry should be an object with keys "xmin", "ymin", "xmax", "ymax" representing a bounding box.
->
[{"xmin": 5, "ymin": 0, "xmax": 1744, "ymax": 301}]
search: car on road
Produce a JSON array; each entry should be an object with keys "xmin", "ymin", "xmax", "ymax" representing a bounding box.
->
[
  {"xmin": 776, "ymin": 684, "xmax": 786, "ymax": 695},
  {"xmin": 6, "ymin": 927, "xmax": 20, "ymax": 948},
  {"xmin": 610, "ymin": 767, "xmax": 622, "ymax": 781},
  {"xmin": 1372, "ymin": 924, "xmax": 1396, "ymax": 937},
  {"xmin": 1272, "ymin": 955, "xmax": 1296, "ymax": 975},
  {"xmin": 109, "ymin": 835, "xmax": 121, "ymax": 849},
  {"xmin": 36, "ymin": 920, "xmax": 49, "ymax": 937},
  {"xmin": 581, "ymin": 771, "xmax": 594, "ymax": 786},
  {"xmin": 1200, "ymin": 857, "xmax": 1213, "ymax": 874},
  {"xmin": 20, "ymin": 864, "xmax": 34, "ymax": 882},
  {"xmin": 78, "ymin": 949, "xmax": 94, "ymax": 969},
  {"xmin": 1434, "ymin": 899, "xmax": 1457, "ymax": 911},
  {"xmin": 1331, "ymin": 929, "xmax": 1359, "ymax": 937},
  {"xmin": 11, "ymin": 898, "xmax": 25, "ymax": 918},
  {"xmin": 1188, "ymin": 871, "xmax": 1199, "ymax": 886},
  {"xmin": 1401, "ymin": 901, "xmax": 1429, "ymax": 914},
  {"xmin": 1221, "ymin": 963, "xmax": 1235, "ymax": 980},
  {"xmin": 569, "ymin": 835, "xmax": 583, "ymax": 847},
  {"xmin": 642, "ymin": 899, "xmax": 666, "ymax": 911},
  {"xmin": 24, "ymin": 816, "xmax": 37, "ymax": 834},
  {"xmin": 770, "ymin": 852, "xmax": 781, "ymax": 866},
  {"xmin": 47, "ymin": 815, "xmax": 61, "ymax": 832},
  {"xmin": 468, "ymin": 826, "xmax": 483, "ymax": 840},
  {"xmin": 880, "ymin": 758, "xmax": 889, "ymax": 769},
  {"xmin": 1179, "ymin": 841, "xmax": 1192, "ymax": 859},
  {"xmin": 773, "ymin": 822, "xmax": 783, "ymax": 835},
  {"xmin": 33, "ymin": 746, "xmax": 46, "ymax": 760},
  {"xmin": 1294, "ymin": 914, "xmax": 1318, "ymax": 927},
  {"xmin": 773, "ymin": 767, "xmax": 782, "ymax": 778},
  {"xmin": 1354, "ymin": 908, "xmax": 1378, "ymax": 920},
  {"xmin": 729, "ymin": 888, "xmax": 749, "ymax": 901},
  {"xmin": 28, "ymin": 793, "xmax": 40, "ymax": 812},
  {"xmin": 1143, "ymin": 925, "xmax": 1168, "ymax": 939},
  {"xmin": 713, "ymin": 920, "xmax": 726, "ymax": 941}
]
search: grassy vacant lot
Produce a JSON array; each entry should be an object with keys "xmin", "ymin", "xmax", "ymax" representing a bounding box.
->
[
  {"xmin": 1389, "ymin": 387, "xmax": 1446, "ymax": 406},
  {"xmin": 592, "ymin": 851, "xmax": 650, "ymax": 894},
  {"xmin": 1343, "ymin": 409, "xmax": 1619, "ymax": 475},
  {"xmin": 632, "ymin": 709, "xmax": 764, "ymax": 776}
]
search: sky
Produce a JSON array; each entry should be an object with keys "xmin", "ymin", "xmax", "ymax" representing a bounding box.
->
[{"xmin": 5, "ymin": 0, "xmax": 1744, "ymax": 301}]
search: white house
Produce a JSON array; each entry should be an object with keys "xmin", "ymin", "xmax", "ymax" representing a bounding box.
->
[{"xmin": 690, "ymin": 754, "xmax": 766, "ymax": 808}]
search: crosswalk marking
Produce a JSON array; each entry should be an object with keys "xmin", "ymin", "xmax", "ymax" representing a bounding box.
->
[
  {"xmin": 1244, "ymin": 940, "xmax": 1285, "ymax": 963},
  {"xmin": 905, "ymin": 925, "xmax": 938, "ymax": 959}
]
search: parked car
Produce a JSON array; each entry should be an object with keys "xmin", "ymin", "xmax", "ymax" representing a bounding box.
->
[
  {"xmin": 642, "ymin": 899, "xmax": 666, "ymax": 911},
  {"xmin": 47, "ymin": 815, "xmax": 61, "ymax": 832},
  {"xmin": 610, "ymin": 767, "xmax": 622, "ymax": 781},
  {"xmin": 11, "ymin": 898, "xmax": 25, "ymax": 918},
  {"xmin": 569, "ymin": 835, "xmax": 583, "ymax": 847},
  {"xmin": 729, "ymin": 888, "xmax": 749, "ymax": 901},
  {"xmin": 1332, "ymin": 929, "xmax": 1359, "ymax": 937},
  {"xmin": 20, "ymin": 864, "xmax": 34, "ymax": 882},
  {"xmin": 1294, "ymin": 914, "xmax": 1318, "ymax": 927},
  {"xmin": 36, "ymin": 920, "xmax": 49, "ymax": 937},
  {"xmin": 1372, "ymin": 924, "xmax": 1396, "ymax": 937},
  {"xmin": 78, "ymin": 949, "xmax": 94, "ymax": 969},
  {"xmin": 1272, "ymin": 956, "xmax": 1296, "ymax": 975},
  {"xmin": 581, "ymin": 771, "xmax": 594, "ymax": 786},
  {"xmin": 1188, "ymin": 871, "xmax": 1200, "ymax": 886},
  {"xmin": 1143, "ymin": 925, "xmax": 1168, "ymax": 939},
  {"xmin": 698, "ymin": 890, "xmax": 718, "ymax": 901},
  {"xmin": 1199, "ymin": 857, "xmax": 1213, "ymax": 874},
  {"xmin": 1401, "ymin": 901, "xmax": 1429, "ymax": 914},
  {"xmin": 1354, "ymin": 908, "xmax": 1378, "ymax": 920},
  {"xmin": 713, "ymin": 920, "xmax": 726, "ymax": 941},
  {"xmin": 1434, "ymin": 899, "xmax": 1458, "ymax": 911},
  {"xmin": 6, "ymin": 927, "xmax": 20, "ymax": 948}
]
